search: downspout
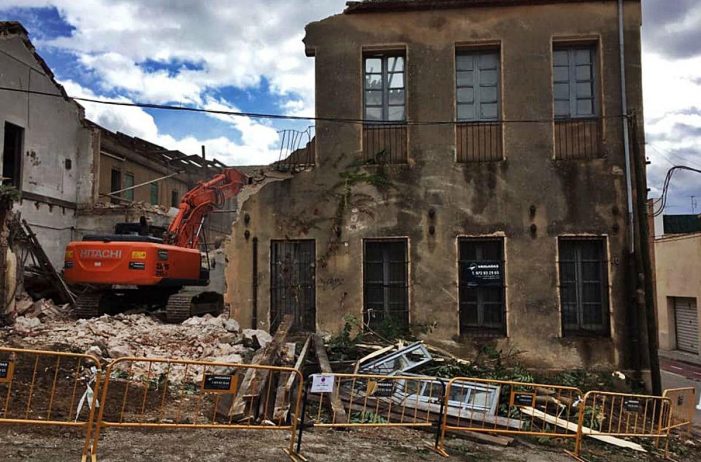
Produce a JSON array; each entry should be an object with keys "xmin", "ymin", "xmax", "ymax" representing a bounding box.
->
[{"xmin": 618, "ymin": 0, "xmax": 642, "ymax": 382}]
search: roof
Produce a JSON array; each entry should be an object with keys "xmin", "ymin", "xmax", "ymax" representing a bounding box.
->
[
  {"xmin": 344, "ymin": 0, "xmax": 625, "ymax": 14},
  {"xmin": 663, "ymin": 214, "xmax": 701, "ymax": 235},
  {"xmin": 0, "ymin": 21, "xmax": 72, "ymax": 102}
]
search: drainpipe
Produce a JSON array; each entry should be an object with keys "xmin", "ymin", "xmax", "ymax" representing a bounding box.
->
[{"xmin": 618, "ymin": 0, "xmax": 641, "ymax": 383}]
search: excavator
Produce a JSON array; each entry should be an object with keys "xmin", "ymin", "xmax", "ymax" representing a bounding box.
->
[{"xmin": 63, "ymin": 168, "xmax": 247, "ymax": 322}]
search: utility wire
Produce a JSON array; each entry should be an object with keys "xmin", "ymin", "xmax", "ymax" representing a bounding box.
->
[
  {"xmin": 0, "ymin": 84, "xmax": 627, "ymax": 126},
  {"xmin": 653, "ymin": 165, "xmax": 701, "ymax": 217}
]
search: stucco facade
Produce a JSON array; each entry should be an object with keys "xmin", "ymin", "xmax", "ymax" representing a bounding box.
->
[
  {"xmin": 655, "ymin": 233, "xmax": 701, "ymax": 358},
  {"xmin": 0, "ymin": 23, "xmax": 97, "ymax": 265},
  {"xmin": 227, "ymin": 0, "xmax": 647, "ymax": 371}
]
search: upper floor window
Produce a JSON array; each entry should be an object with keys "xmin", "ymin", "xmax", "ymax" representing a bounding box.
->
[
  {"xmin": 150, "ymin": 182, "xmax": 159, "ymax": 205},
  {"xmin": 364, "ymin": 55, "xmax": 405, "ymax": 122},
  {"xmin": 553, "ymin": 46, "xmax": 597, "ymax": 118},
  {"xmin": 124, "ymin": 173, "xmax": 135, "ymax": 201},
  {"xmin": 456, "ymin": 51, "xmax": 499, "ymax": 121}
]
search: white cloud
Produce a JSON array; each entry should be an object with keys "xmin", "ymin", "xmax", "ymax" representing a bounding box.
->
[{"xmin": 62, "ymin": 80, "xmax": 281, "ymax": 165}]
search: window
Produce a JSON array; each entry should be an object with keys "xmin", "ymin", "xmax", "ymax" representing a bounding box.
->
[
  {"xmin": 171, "ymin": 189, "xmax": 179, "ymax": 208},
  {"xmin": 149, "ymin": 182, "xmax": 159, "ymax": 205},
  {"xmin": 2, "ymin": 122, "xmax": 23, "ymax": 189},
  {"xmin": 456, "ymin": 51, "xmax": 499, "ymax": 122},
  {"xmin": 455, "ymin": 50, "xmax": 502, "ymax": 162},
  {"xmin": 110, "ymin": 169, "xmax": 121, "ymax": 203},
  {"xmin": 553, "ymin": 46, "xmax": 596, "ymax": 118},
  {"xmin": 364, "ymin": 239, "xmax": 408, "ymax": 329},
  {"xmin": 364, "ymin": 55, "xmax": 405, "ymax": 122},
  {"xmin": 558, "ymin": 238, "xmax": 609, "ymax": 336},
  {"xmin": 458, "ymin": 238, "xmax": 505, "ymax": 336},
  {"xmin": 124, "ymin": 173, "xmax": 134, "ymax": 201}
]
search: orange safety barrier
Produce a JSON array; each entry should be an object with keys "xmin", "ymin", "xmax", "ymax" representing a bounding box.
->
[
  {"xmin": 572, "ymin": 390, "xmax": 673, "ymax": 459},
  {"xmin": 297, "ymin": 373, "xmax": 448, "ymax": 455},
  {"xmin": 437, "ymin": 377, "xmax": 583, "ymax": 454},
  {"xmin": 89, "ymin": 356, "xmax": 305, "ymax": 460},
  {"xmin": 0, "ymin": 347, "xmax": 102, "ymax": 462},
  {"xmin": 662, "ymin": 387, "xmax": 696, "ymax": 435}
]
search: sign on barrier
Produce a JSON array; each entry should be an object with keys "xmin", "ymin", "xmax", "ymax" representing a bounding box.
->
[
  {"xmin": 89, "ymin": 357, "xmax": 304, "ymax": 460},
  {"xmin": 297, "ymin": 373, "xmax": 448, "ymax": 455},
  {"xmin": 572, "ymin": 390, "xmax": 673, "ymax": 458},
  {"xmin": 438, "ymin": 377, "xmax": 584, "ymax": 453},
  {"xmin": 662, "ymin": 387, "xmax": 696, "ymax": 434},
  {"xmin": 0, "ymin": 347, "xmax": 101, "ymax": 462}
]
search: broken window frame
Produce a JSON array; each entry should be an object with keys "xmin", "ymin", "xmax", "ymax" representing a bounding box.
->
[
  {"xmin": 558, "ymin": 237, "xmax": 610, "ymax": 336},
  {"xmin": 363, "ymin": 239, "xmax": 409, "ymax": 330},
  {"xmin": 395, "ymin": 375, "xmax": 501, "ymax": 415},
  {"xmin": 458, "ymin": 237, "xmax": 506, "ymax": 336},
  {"xmin": 358, "ymin": 342, "xmax": 431, "ymax": 375}
]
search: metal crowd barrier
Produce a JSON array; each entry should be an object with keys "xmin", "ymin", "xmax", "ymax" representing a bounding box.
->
[
  {"xmin": 572, "ymin": 390, "xmax": 673, "ymax": 458},
  {"xmin": 89, "ymin": 356, "xmax": 305, "ymax": 460},
  {"xmin": 296, "ymin": 373, "xmax": 448, "ymax": 455},
  {"xmin": 0, "ymin": 347, "xmax": 101, "ymax": 462},
  {"xmin": 661, "ymin": 387, "xmax": 696, "ymax": 435},
  {"xmin": 437, "ymin": 377, "xmax": 583, "ymax": 453}
]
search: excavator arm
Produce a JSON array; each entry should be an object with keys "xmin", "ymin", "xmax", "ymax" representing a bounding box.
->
[{"xmin": 164, "ymin": 168, "xmax": 247, "ymax": 248}]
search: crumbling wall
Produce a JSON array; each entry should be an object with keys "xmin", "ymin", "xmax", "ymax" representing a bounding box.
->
[
  {"xmin": 227, "ymin": 1, "xmax": 645, "ymax": 371},
  {"xmin": 0, "ymin": 33, "xmax": 96, "ymax": 267}
]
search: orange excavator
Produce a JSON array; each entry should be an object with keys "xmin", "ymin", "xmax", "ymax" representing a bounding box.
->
[{"xmin": 64, "ymin": 168, "xmax": 247, "ymax": 322}]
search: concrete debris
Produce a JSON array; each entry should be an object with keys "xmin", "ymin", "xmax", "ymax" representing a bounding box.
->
[
  {"xmin": 241, "ymin": 329, "xmax": 273, "ymax": 350},
  {"xmin": 5, "ymin": 293, "xmax": 72, "ymax": 323},
  {"xmin": 0, "ymin": 312, "xmax": 260, "ymax": 383},
  {"xmin": 224, "ymin": 318, "xmax": 240, "ymax": 333}
]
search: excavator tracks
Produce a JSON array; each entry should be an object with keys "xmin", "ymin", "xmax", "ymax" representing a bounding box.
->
[
  {"xmin": 165, "ymin": 293, "xmax": 193, "ymax": 323},
  {"xmin": 74, "ymin": 292, "xmax": 102, "ymax": 318}
]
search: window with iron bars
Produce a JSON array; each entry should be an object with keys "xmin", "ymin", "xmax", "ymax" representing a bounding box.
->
[
  {"xmin": 558, "ymin": 237, "xmax": 609, "ymax": 336},
  {"xmin": 458, "ymin": 238, "xmax": 506, "ymax": 336},
  {"xmin": 363, "ymin": 239, "xmax": 409, "ymax": 330}
]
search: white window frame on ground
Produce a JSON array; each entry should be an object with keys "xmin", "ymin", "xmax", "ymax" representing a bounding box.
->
[
  {"xmin": 558, "ymin": 237, "xmax": 610, "ymax": 336},
  {"xmin": 364, "ymin": 54, "xmax": 406, "ymax": 122},
  {"xmin": 552, "ymin": 45, "xmax": 598, "ymax": 119}
]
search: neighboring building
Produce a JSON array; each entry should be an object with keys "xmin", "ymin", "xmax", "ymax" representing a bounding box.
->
[
  {"xmin": 0, "ymin": 21, "xmax": 237, "ymax": 269},
  {"xmin": 76, "ymin": 124, "xmax": 236, "ymax": 245},
  {"xmin": 226, "ymin": 0, "xmax": 649, "ymax": 373},
  {"xmin": 652, "ymin": 211, "xmax": 701, "ymax": 361},
  {"xmin": 0, "ymin": 21, "xmax": 96, "ymax": 265}
]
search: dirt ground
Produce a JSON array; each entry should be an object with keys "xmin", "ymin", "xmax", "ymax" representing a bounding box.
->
[{"xmin": 0, "ymin": 425, "xmax": 696, "ymax": 462}]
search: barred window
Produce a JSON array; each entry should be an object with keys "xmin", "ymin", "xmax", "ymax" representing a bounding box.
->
[
  {"xmin": 458, "ymin": 238, "xmax": 505, "ymax": 336},
  {"xmin": 559, "ymin": 238, "xmax": 609, "ymax": 336},
  {"xmin": 364, "ymin": 239, "xmax": 408, "ymax": 329}
]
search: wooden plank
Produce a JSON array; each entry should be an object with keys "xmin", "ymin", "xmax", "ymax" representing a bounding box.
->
[
  {"xmin": 219, "ymin": 315, "xmax": 293, "ymax": 420},
  {"xmin": 353, "ymin": 344, "xmax": 395, "ymax": 374},
  {"xmin": 273, "ymin": 336, "xmax": 311, "ymax": 421},
  {"xmin": 519, "ymin": 406, "xmax": 647, "ymax": 452},
  {"xmin": 313, "ymin": 334, "xmax": 348, "ymax": 424}
]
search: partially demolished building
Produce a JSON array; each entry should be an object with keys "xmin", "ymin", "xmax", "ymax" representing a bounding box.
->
[{"xmin": 226, "ymin": 0, "xmax": 650, "ymax": 374}]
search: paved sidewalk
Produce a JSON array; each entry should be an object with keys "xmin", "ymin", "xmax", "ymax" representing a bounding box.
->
[{"xmin": 660, "ymin": 357, "xmax": 701, "ymax": 425}]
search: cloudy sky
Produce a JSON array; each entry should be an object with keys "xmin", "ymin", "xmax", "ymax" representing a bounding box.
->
[{"xmin": 0, "ymin": 0, "xmax": 699, "ymax": 213}]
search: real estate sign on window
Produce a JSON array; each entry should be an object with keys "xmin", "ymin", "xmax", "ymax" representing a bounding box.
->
[{"xmin": 466, "ymin": 261, "xmax": 503, "ymax": 287}]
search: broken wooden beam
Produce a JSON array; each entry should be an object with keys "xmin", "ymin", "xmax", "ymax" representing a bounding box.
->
[
  {"xmin": 313, "ymin": 333, "xmax": 348, "ymax": 424},
  {"xmin": 218, "ymin": 315, "xmax": 293, "ymax": 420},
  {"xmin": 273, "ymin": 335, "xmax": 311, "ymax": 421}
]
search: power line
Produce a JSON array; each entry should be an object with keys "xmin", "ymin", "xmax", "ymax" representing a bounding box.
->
[
  {"xmin": 0, "ymin": 84, "xmax": 627, "ymax": 126},
  {"xmin": 653, "ymin": 165, "xmax": 701, "ymax": 217}
]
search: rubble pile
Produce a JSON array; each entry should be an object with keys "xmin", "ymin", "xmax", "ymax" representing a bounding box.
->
[{"xmin": 0, "ymin": 312, "xmax": 275, "ymax": 372}]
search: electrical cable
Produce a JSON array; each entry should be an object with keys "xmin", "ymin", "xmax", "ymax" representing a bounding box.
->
[
  {"xmin": 0, "ymin": 84, "xmax": 627, "ymax": 126},
  {"xmin": 653, "ymin": 165, "xmax": 701, "ymax": 217}
]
